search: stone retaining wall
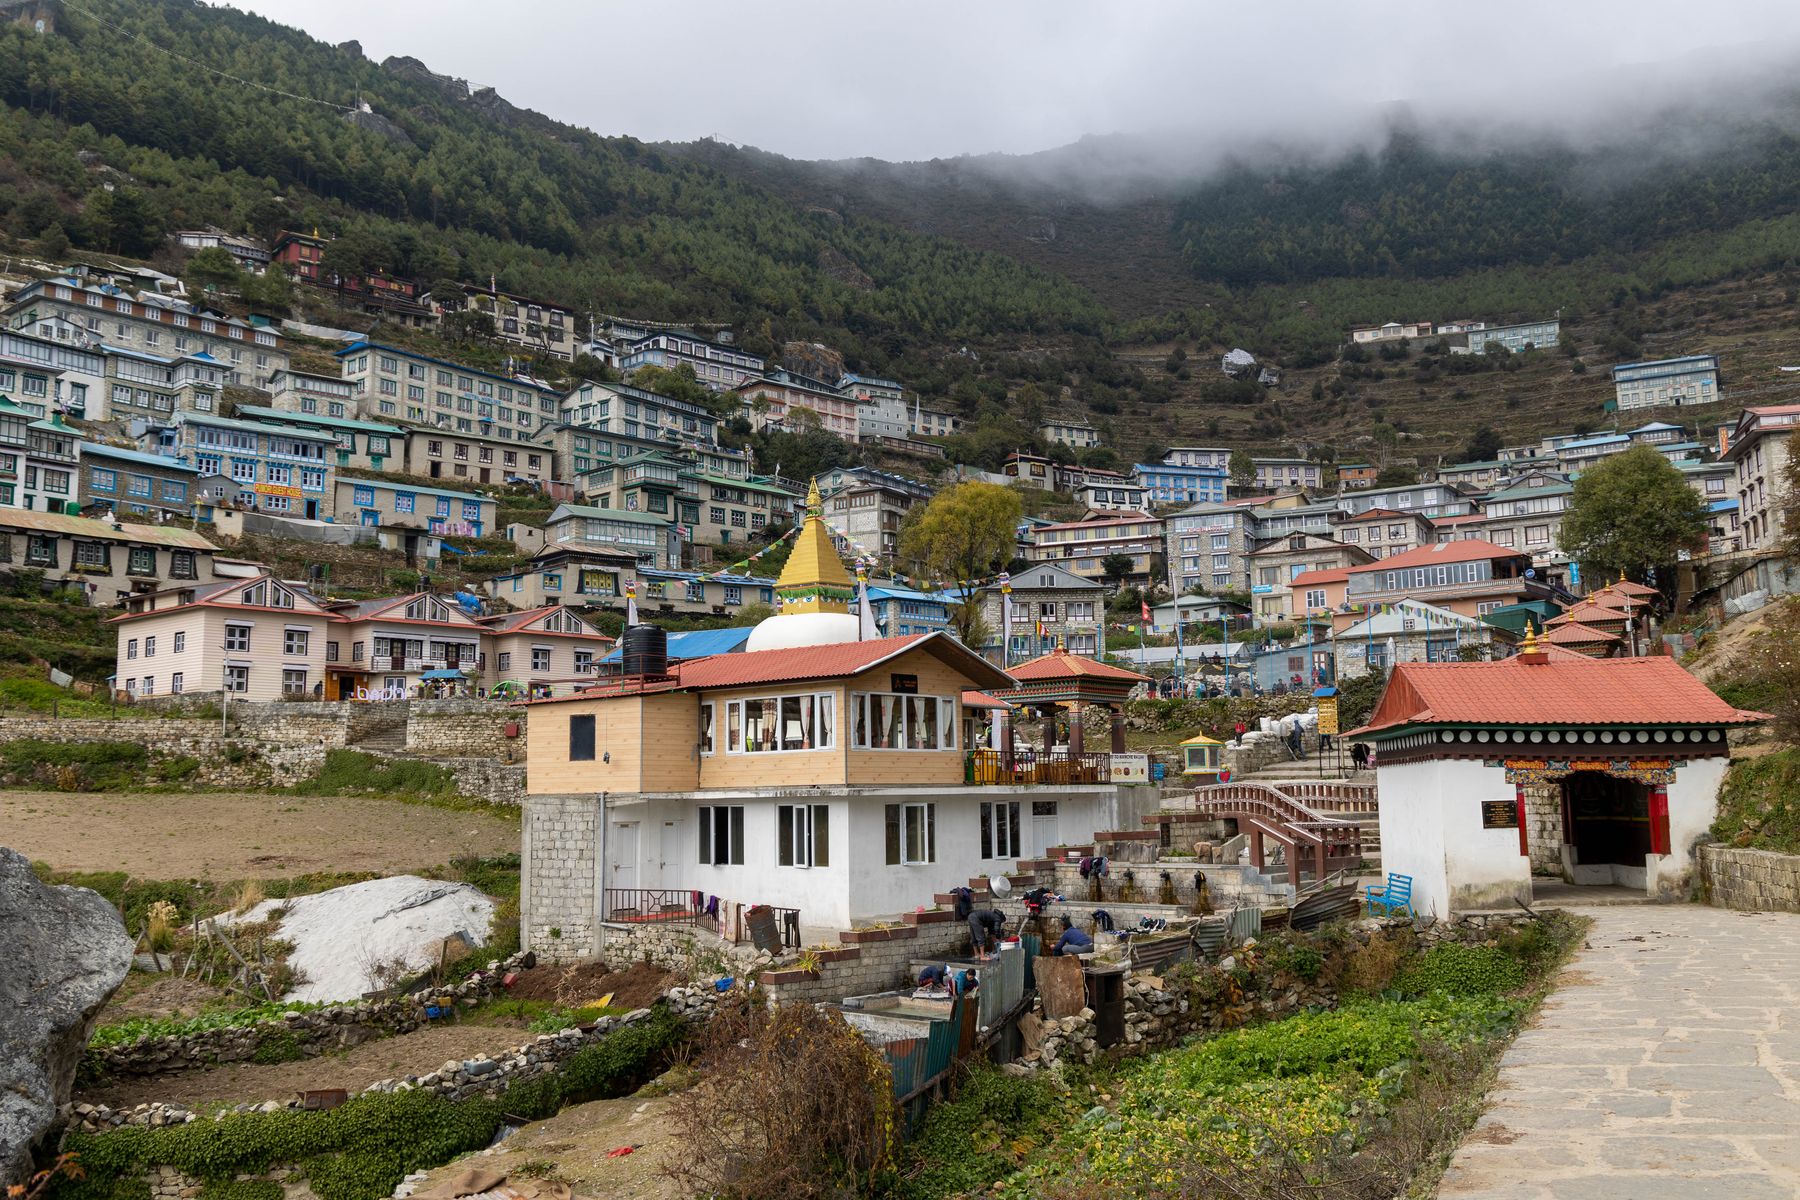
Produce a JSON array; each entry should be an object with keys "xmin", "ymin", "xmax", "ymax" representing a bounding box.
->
[
  {"xmin": 432, "ymin": 758, "xmax": 526, "ymax": 807},
  {"xmin": 84, "ymin": 954, "xmax": 527, "ymax": 1080},
  {"xmin": 598, "ymin": 922, "xmax": 774, "ymax": 978},
  {"xmin": 405, "ymin": 701, "xmax": 525, "ymax": 759},
  {"xmin": 1699, "ymin": 844, "xmax": 1800, "ymax": 912},
  {"xmin": 74, "ymin": 985, "xmax": 724, "ymax": 1136}
]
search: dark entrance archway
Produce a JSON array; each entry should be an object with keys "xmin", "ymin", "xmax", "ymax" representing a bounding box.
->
[{"xmin": 1561, "ymin": 771, "xmax": 1652, "ymax": 888}]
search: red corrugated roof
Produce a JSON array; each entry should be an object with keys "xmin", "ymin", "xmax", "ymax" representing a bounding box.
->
[
  {"xmin": 1008, "ymin": 646, "xmax": 1149, "ymax": 683},
  {"xmin": 1347, "ymin": 539, "xmax": 1522, "ymax": 574},
  {"xmin": 962, "ymin": 689, "xmax": 1010, "ymax": 710},
  {"xmin": 1355, "ymin": 656, "xmax": 1766, "ymax": 734},
  {"xmin": 1606, "ymin": 579, "xmax": 1660, "ymax": 598},
  {"xmin": 1290, "ymin": 567, "xmax": 1352, "ymax": 587}
]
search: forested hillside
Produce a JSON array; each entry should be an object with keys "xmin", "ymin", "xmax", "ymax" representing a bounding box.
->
[
  {"xmin": 8, "ymin": 0, "xmax": 1800, "ymax": 465},
  {"xmin": 0, "ymin": 0, "xmax": 1104, "ymax": 372}
]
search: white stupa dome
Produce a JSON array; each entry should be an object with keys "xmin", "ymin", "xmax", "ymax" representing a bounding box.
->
[{"xmin": 746, "ymin": 610, "xmax": 861, "ymax": 652}]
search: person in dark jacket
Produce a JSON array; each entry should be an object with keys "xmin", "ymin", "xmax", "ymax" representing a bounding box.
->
[
  {"xmin": 1051, "ymin": 916, "xmax": 1093, "ymax": 956},
  {"xmin": 968, "ymin": 907, "xmax": 1007, "ymax": 958}
]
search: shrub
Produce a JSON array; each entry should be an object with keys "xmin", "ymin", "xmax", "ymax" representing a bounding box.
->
[
  {"xmin": 287, "ymin": 751, "xmax": 460, "ymax": 800},
  {"xmin": 1394, "ymin": 944, "xmax": 1526, "ymax": 998},
  {"xmin": 1712, "ymin": 747, "xmax": 1800, "ymax": 853},
  {"xmin": 662, "ymin": 998, "xmax": 897, "ymax": 1199},
  {"xmin": 895, "ymin": 1065, "xmax": 1069, "ymax": 1200}
]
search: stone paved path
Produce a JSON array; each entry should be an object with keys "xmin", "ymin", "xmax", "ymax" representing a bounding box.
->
[{"xmin": 1438, "ymin": 904, "xmax": 1800, "ymax": 1199}]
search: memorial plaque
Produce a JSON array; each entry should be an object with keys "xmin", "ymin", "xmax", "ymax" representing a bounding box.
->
[{"xmin": 1481, "ymin": 800, "xmax": 1520, "ymax": 830}]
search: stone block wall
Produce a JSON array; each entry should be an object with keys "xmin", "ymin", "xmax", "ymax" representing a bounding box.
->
[
  {"xmin": 406, "ymin": 701, "xmax": 526, "ymax": 760},
  {"xmin": 759, "ymin": 911, "xmax": 971, "ymax": 1005},
  {"xmin": 435, "ymin": 758, "xmax": 526, "ymax": 807},
  {"xmin": 598, "ymin": 922, "xmax": 773, "ymax": 978},
  {"xmin": 1522, "ymin": 782, "xmax": 1564, "ymax": 874},
  {"xmin": 521, "ymin": 794, "xmax": 600, "ymax": 961},
  {"xmin": 1699, "ymin": 844, "xmax": 1800, "ymax": 912},
  {"xmin": 0, "ymin": 717, "xmax": 309, "ymax": 787},
  {"xmin": 84, "ymin": 955, "xmax": 522, "ymax": 1079}
]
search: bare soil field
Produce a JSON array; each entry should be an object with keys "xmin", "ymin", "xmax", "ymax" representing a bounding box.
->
[{"xmin": 0, "ymin": 790, "xmax": 517, "ymax": 878}]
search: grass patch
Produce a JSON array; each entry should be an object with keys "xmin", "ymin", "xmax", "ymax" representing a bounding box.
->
[
  {"xmin": 284, "ymin": 751, "xmax": 517, "ymax": 821},
  {"xmin": 87, "ymin": 1001, "xmax": 328, "ymax": 1051},
  {"xmin": 0, "ymin": 740, "xmax": 147, "ymax": 790},
  {"xmin": 1712, "ymin": 747, "xmax": 1800, "ymax": 853}
]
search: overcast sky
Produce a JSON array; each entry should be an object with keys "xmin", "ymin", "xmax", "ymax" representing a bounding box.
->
[{"xmin": 231, "ymin": 1, "xmax": 1800, "ymax": 162}]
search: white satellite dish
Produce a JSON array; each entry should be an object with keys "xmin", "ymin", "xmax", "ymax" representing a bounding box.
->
[{"xmin": 987, "ymin": 875, "xmax": 1012, "ymax": 897}]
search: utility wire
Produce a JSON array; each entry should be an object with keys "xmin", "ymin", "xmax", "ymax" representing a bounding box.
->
[{"xmin": 59, "ymin": 0, "xmax": 355, "ymax": 112}]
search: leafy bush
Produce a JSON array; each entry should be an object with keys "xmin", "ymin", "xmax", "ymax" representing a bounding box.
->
[
  {"xmin": 88, "ymin": 1002, "xmax": 327, "ymax": 1050},
  {"xmin": 1393, "ymin": 944, "xmax": 1526, "ymax": 999},
  {"xmin": 895, "ymin": 1065, "xmax": 1070, "ymax": 1200}
]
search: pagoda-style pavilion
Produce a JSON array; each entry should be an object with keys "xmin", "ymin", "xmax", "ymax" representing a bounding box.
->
[{"xmin": 982, "ymin": 645, "xmax": 1149, "ymax": 782}]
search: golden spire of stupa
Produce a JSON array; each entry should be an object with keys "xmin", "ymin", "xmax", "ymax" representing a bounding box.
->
[{"xmin": 774, "ymin": 477, "xmax": 854, "ymax": 616}]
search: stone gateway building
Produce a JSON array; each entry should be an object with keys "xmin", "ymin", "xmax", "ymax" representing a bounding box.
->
[{"xmin": 1354, "ymin": 635, "xmax": 1767, "ymax": 917}]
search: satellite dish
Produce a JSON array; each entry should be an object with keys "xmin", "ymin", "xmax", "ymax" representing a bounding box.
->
[{"xmin": 987, "ymin": 875, "xmax": 1013, "ymax": 897}]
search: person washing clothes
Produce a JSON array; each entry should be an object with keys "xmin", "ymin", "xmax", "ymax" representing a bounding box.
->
[
  {"xmin": 968, "ymin": 907, "xmax": 1007, "ymax": 959},
  {"xmin": 1051, "ymin": 915, "xmax": 1093, "ymax": 956}
]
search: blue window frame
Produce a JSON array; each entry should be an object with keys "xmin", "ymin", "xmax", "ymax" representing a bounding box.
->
[
  {"xmin": 90, "ymin": 468, "xmax": 117, "ymax": 493},
  {"xmin": 159, "ymin": 481, "xmax": 186, "ymax": 503},
  {"xmin": 461, "ymin": 500, "xmax": 482, "ymax": 520},
  {"xmin": 395, "ymin": 491, "xmax": 416, "ymax": 513},
  {"xmin": 353, "ymin": 485, "xmax": 375, "ymax": 507},
  {"xmin": 435, "ymin": 497, "xmax": 451, "ymax": 517}
]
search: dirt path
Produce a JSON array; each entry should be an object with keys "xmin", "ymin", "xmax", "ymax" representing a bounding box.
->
[
  {"xmin": 0, "ymin": 790, "xmax": 516, "ymax": 878},
  {"xmin": 78, "ymin": 1023, "xmax": 537, "ymax": 1111},
  {"xmin": 404, "ymin": 1090, "xmax": 687, "ymax": 1200}
]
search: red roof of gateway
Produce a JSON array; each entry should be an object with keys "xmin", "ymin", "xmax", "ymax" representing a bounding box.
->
[{"xmin": 1354, "ymin": 656, "xmax": 1767, "ymax": 735}]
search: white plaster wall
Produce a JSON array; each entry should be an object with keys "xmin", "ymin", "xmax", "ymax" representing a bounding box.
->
[
  {"xmin": 1376, "ymin": 758, "xmax": 1530, "ymax": 917},
  {"xmin": 593, "ymin": 787, "xmax": 1116, "ymax": 931},
  {"xmin": 1376, "ymin": 759, "xmax": 1451, "ymax": 918},
  {"xmin": 1436, "ymin": 759, "xmax": 1533, "ymax": 912},
  {"xmin": 1657, "ymin": 755, "xmax": 1730, "ymax": 896}
]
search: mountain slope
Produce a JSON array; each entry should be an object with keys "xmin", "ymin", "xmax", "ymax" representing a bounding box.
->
[{"xmin": 0, "ymin": 0, "xmax": 1105, "ymax": 369}]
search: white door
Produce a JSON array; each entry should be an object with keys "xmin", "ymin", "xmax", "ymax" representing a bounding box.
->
[
  {"xmin": 658, "ymin": 819, "xmax": 683, "ymax": 884},
  {"xmin": 611, "ymin": 821, "xmax": 639, "ymax": 892},
  {"xmin": 1031, "ymin": 801, "xmax": 1060, "ymax": 857}
]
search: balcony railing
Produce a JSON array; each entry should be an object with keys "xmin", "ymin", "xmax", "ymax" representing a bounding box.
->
[
  {"xmin": 964, "ymin": 749, "xmax": 1113, "ymax": 786},
  {"xmin": 604, "ymin": 888, "xmax": 801, "ymax": 947},
  {"xmin": 371, "ymin": 654, "xmax": 486, "ymax": 673}
]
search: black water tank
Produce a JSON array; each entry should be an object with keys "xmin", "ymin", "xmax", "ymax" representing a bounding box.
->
[{"xmin": 621, "ymin": 623, "xmax": 667, "ymax": 677}]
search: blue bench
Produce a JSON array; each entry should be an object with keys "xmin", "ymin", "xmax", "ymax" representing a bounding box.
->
[{"xmin": 1364, "ymin": 872, "xmax": 1415, "ymax": 919}]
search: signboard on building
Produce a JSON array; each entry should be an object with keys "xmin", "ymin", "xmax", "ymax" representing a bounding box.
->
[
  {"xmin": 1316, "ymin": 696, "xmax": 1339, "ymax": 736},
  {"xmin": 254, "ymin": 483, "xmax": 302, "ymax": 499},
  {"xmin": 1111, "ymin": 752, "xmax": 1150, "ymax": 784}
]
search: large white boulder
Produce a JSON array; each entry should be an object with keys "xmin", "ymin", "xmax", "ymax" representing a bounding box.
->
[{"xmin": 229, "ymin": 876, "xmax": 494, "ymax": 1004}]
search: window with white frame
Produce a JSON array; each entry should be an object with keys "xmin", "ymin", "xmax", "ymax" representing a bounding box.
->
[
  {"xmin": 884, "ymin": 802, "xmax": 936, "ymax": 865},
  {"xmin": 531, "ymin": 647, "xmax": 551, "ymax": 672},
  {"xmin": 283, "ymin": 629, "xmax": 309, "ymax": 656},
  {"xmin": 777, "ymin": 803, "xmax": 830, "ymax": 867},
  {"xmin": 224, "ymin": 664, "xmax": 249, "ymax": 692},
  {"xmin": 725, "ymin": 693, "xmax": 835, "ymax": 752},
  {"xmin": 981, "ymin": 801, "xmax": 1022, "ymax": 859},
  {"xmin": 224, "ymin": 623, "xmax": 251, "ymax": 652},
  {"xmin": 173, "ymin": 632, "xmax": 185, "ymax": 653},
  {"xmin": 697, "ymin": 804, "xmax": 745, "ymax": 865},
  {"xmin": 850, "ymin": 693, "xmax": 958, "ymax": 750}
]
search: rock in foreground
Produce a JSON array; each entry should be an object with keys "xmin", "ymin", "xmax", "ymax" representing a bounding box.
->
[
  {"xmin": 0, "ymin": 846, "xmax": 133, "ymax": 1187},
  {"xmin": 229, "ymin": 875, "xmax": 494, "ymax": 1004}
]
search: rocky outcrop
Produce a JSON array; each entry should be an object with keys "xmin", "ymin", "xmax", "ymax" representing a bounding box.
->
[{"xmin": 0, "ymin": 847, "xmax": 132, "ymax": 1186}]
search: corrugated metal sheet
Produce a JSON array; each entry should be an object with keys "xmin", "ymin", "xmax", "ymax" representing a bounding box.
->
[{"xmin": 976, "ymin": 943, "xmax": 1026, "ymax": 1030}]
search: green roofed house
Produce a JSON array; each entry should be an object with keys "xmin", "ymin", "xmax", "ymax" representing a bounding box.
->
[{"xmin": 544, "ymin": 502, "xmax": 682, "ymax": 569}]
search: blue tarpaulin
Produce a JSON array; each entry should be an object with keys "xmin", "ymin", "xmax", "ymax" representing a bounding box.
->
[{"xmin": 420, "ymin": 669, "xmax": 465, "ymax": 680}]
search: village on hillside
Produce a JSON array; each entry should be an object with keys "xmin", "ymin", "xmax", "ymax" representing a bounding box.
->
[{"xmin": 6, "ymin": 10, "xmax": 1800, "ymax": 1197}]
